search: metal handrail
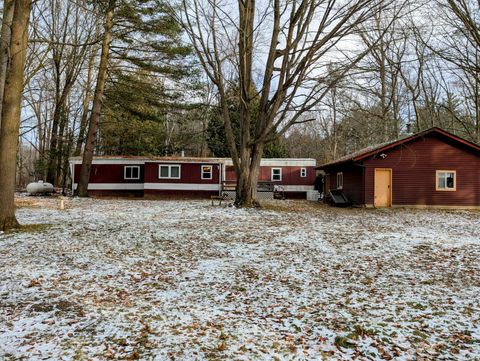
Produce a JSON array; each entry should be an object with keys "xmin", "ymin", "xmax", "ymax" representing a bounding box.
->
[{"xmin": 221, "ymin": 181, "xmax": 276, "ymax": 192}]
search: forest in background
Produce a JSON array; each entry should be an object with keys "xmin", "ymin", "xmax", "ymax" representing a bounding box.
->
[{"xmin": 8, "ymin": 0, "xmax": 480, "ymax": 189}]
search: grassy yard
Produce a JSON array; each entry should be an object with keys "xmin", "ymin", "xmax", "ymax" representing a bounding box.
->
[{"xmin": 1, "ymin": 197, "xmax": 479, "ymax": 360}]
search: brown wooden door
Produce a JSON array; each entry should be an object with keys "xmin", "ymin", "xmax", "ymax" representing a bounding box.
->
[{"xmin": 374, "ymin": 169, "xmax": 392, "ymax": 207}]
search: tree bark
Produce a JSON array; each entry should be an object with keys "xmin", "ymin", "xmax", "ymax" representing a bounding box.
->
[
  {"xmin": 0, "ymin": 0, "xmax": 32, "ymax": 231},
  {"xmin": 233, "ymin": 0, "xmax": 256, "ymax": 207},
  {"xmin": 0, "ymin": 0, "xmax": 14, "ymax": 129},
  {"xmin": 74, "ymin": 37, "xmax": 99, "ymax": 156},
  {"xmin": 76, "ymin": 0, "xmax": 115, "ymax": 197},
  {"xmin": 236, "ymin": 142, "xmax": 263, "ymax": 207}
]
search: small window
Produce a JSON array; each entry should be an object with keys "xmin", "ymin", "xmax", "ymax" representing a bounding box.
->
[
  {"xmin": 201, "ymin": 165, "xmax": 213, "ymax": 180},
  {"xmin": 436, "ymin": 170, "xmax": 456, "ymax": 191},
  {"xmin": 160, "ymin": 166, "xmax": 169, "ymax": 178},
  {"xmin": 300, "ymin": 168, "xmax": 307, "ymax": 178},
  {"xmin": 159, "ymin": 164, "xmax": 181, "ymax": 179},
  {"xmin": 336, "ymin": 172, "xmax": 343, "ymax": 189},
  {"xmin": 271, "ymin": 168, "xmax": 282, "ymax": 181},
  {"xmin": 170, "ymin": 165, "xmax": 180, "ymax": 178},
  {"xmin": 124, "ymin": 166, "xmax": 140, "ymax": 180}
]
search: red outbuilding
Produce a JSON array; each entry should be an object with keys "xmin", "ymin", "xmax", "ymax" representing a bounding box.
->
[
  {"xmin": 69, "ymin": 156, "xmax": 318, "ymax": 199},
  {"xmin": 318, "ymin": 127, "xmax": 480, "ymax": 208}
]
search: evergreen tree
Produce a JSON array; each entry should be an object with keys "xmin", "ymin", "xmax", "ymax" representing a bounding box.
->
[
  {"xmin": 206, "ymin": 86, "xmax": 289, "ymax": 158},
  {"xmin": 99, "ymin": 69, "xmax": 196, "ymax": 155},
  {"xmin": 78, "ymin": 0, "xmax": 194, "ymax": 193},
  {"xmin": 98, "ymin": 0, "xmax": 198, "ymax": 155}
]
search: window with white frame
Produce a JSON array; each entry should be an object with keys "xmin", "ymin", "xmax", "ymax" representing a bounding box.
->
[
  {"xmin": 159, "ymin": 164, "xmax": 181, "ymax": 179},
  {"xmin": 336, "ymin": 172, "xmax": 343, "ymax": 189},
  {"xmin": 124, "ymin": 166, "xmax": 140, "ymax": 180},
  {"xmin": 300, "ymin": 168, "xmax": 307, "ymax": 178},
  {"xmin": 436, "ymin": 170, "xmax": 456, "ymax": 191},
  {"xmin": 201, "ymin": 165, "xmax": 213, "ymax": 179},
  {"xmin": 271, "ymin": 168, "xmax": 282, "ymax": 181}
]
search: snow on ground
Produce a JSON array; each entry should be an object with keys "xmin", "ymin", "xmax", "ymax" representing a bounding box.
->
[{"xmin": 1, "ymin": 197, "xmax": 479, "ymax": 360}]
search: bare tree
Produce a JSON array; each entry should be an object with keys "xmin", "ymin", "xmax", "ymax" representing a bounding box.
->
[
  {"xmin": 76, "ymin": 0, "xmax": 116, "ymax": 197},
  {"xmin": 19, "ymin": 0, "xmax": 100, "ymax": 185},
  {"xmin": 74, "ymin": 26, "xmax": 101, "ymax": 156},
  {"xmin": 445, "ymin": 0, "xmax": 480, "ymax": 49},
  {"xmin": 355, "ymin": 4, "xmax": 409, "ymax": 140},
  {"xmin": 43, "ymin": 0, "xmax": 97, "ymax": 186},
  {"xmin": 433, "ymin": 0, "xmax": 480, "ymax": 141},
  {"xmin": 179, "ymin": 0, "xmax": 394, "ymax": 206},
  {"xmin": 0, "ymin": 0, "xmax": 32, "ymax": 230}
]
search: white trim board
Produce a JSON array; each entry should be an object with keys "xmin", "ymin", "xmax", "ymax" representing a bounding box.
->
[
  {"xmin": 70, "ymin": 159, "xmax": 147, "ymax": 165},
  {"xmin": 224, "ymin": 159, "xmax": 316, "ymax": 167},
  {"xmin": 72, "ymin": 183, "xmax": 144, "ymax": 190},
  {"xmin": 144, "ymin": 183, "xmax": 220, "ymax": 191},
  {"xmin": 148, "ymin": 161, "xmax": 222, "ymax": 165},
  {"xmin": 279, "ymin": 185, "xmax": 315, "ymax": 192},
  {"xmin": 71, "ymin": 183, "xmax": 312, "ymax": 192},
  {"xmin": 69, "ymin": 158, "xmax": 317, "ymax": 167}
]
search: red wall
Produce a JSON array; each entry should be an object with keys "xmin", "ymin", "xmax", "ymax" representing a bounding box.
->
[
  {"xmin": 144, "ymin": 162, "xmax": 221, "ymax": 184},
  {"xmin": 73, "ymin": 161, "xmax": 316, "ymax": 199},
  {"xmin": 363, "ymin": 135, "xmax": 480, "ymax": 206},
  {"xmin": 225, "ymin": 165, "xmax": 316, "ymax": 185},
  {"xmin": 324, "ymin": 165, "xmax": 364, "ymax": 205},
  {"xmin": 73, "ymin": 164, "xmax": 144, "ymax": 183}
]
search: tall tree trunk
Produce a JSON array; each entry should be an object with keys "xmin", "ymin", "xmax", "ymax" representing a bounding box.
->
[
  {"xmin": 475, "ymin": 67, "xmax": 480, "ymax": 143},
  {"xmin": 234, "ymin": 0, "xmax": 256, "ymax": 207},
  {"xmin": 74, "ymin": 19, "xmax": 100, "ymax": 156},
  {"xmin": 46, "ymin": 103, "xmax": 62, "ymax": 184},
  {"xmin": 0, "ymin": 0, "xmax": 32, "ymax": 231},
  {"xmin": 61, "ymin": 129, "xmax": 74, "ymax": 194},
  {"xmin": 379, "ymin": 37, "xmax": 389, "ymax": 142},
  {"xmin": 55, "ymin": 109, "xmax": 68, "ymax": 185},
  {"xmin": 0, "ymin": 0, "xmax": 14, "ymax": 128},
  {"xmin": 76, "ymin": 0, "xmax": 115, "ymax": 197},
  {"xmin": 332, "ymin": 86, "xmax": 338, "ymax": 159},
  {"xmin": 74, "ymin": 57, "xmax": 95, "ymax": 156}
]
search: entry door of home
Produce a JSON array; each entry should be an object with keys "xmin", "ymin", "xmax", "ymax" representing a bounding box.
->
[{"xmin": 374, "ymin": 169, "xmax": 392, "ymax": 207}]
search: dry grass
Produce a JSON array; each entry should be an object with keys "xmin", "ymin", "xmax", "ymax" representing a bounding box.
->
[
  {"xmin": 15, "ymin": 195, "xmax": 73, "ymax": 211},
  {"xmin": 14, "ymin": 196, "xmax": 59, "ymax": 209}
]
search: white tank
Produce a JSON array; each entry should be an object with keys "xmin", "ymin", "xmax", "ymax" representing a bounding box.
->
[{"xmin": 26, "ymin": 180, "xmax": 54, "ymax": 195}]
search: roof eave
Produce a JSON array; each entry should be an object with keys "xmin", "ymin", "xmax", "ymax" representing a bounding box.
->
[{"xmin": 318, "ymin": 127, "xmax": 480, "ymax": 169}]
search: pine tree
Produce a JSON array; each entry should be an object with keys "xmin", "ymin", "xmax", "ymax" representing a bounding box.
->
[{"xmin": 77, "ymin": 0, "xmax": 192, "ymax": 195}]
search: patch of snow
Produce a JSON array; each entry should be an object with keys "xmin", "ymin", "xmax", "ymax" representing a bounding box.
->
[{"xmin": 0, "ymin": 198, "xmax": 479, "ymax": 359}]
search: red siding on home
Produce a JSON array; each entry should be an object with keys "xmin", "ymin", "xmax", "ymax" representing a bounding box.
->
[
  {"xmin": 73, "ymin": 164, "xmax": 144, "ymax": 183},
  {"xmin": 324, "ymin": 165, "xmax": 364, "ymax": 205},
  {"xmin": 71, "ymin": 158, "xmax": 316, "ymax": 199},
  {"xmin": 144, "ymin": 162, "xmax": 221, "ymax": 184},
  {"xmin": 225, "ymin": 165, "xmax": 316, "ymax": 185},
  {"xmin": 363, "ymin": 135, "xmax": 480, "ymax": 206}
]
